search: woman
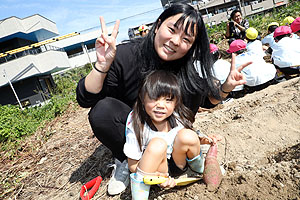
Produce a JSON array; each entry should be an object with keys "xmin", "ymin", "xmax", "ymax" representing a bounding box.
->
[
  {"xmin": 225, "ymin": 9, "xmax": 249, "ymax": 44},
  {"xmin": 76, "ymin": 3, "xmax": 249, "ymax": 195}
]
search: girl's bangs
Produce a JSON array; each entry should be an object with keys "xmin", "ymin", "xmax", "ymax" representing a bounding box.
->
[
  {"xmin": 146, "ymin": 82, "xmax": 176, "ymax": 100},
  {"xmin": 146, "ymin": 79, "xmax": 180, "ymax": 101}
]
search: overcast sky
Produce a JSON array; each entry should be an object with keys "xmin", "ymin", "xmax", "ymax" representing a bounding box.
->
[{"xmin": 0, "ymin": 0, "xmax": 163, "ymax": 41}]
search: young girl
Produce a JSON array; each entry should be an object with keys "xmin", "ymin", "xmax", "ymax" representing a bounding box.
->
[{"xmin": 123, "ymin": 70, "xmax": 214, "ymax": 198}]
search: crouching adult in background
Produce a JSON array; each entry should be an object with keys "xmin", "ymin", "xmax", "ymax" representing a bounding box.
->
[{"xmin": 225, "ymin": 9, "xmax": 249, "ymax": 45}]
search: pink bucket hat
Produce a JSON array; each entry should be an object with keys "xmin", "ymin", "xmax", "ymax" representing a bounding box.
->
[
  {"xmin": 209, "ymin": 44, "xmax": 218, "ymax": 53},
  {"xmin": 291, "ymin": 17, "xmax": 300, "ymax": 33},
  {"xmin": 273, "ymin": 26, "xmax": 292, "ymax": 38},
  {"xmin": 226, "ymin": 39, "xmax": 246, "ymax": 53}
]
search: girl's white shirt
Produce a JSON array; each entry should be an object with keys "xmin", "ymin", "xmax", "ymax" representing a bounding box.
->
[{"xmin": 123, "ymin": 111, "xmax": 184, "ymax": 160}]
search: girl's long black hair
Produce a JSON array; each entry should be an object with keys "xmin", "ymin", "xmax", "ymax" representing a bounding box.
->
[
  {"xmin": 129, "ymin": 3, "xmax": 221, "ymax": 108},
  {"xmin": 132, "ymin": 70, "xmax": 194, "ymax": 150}
]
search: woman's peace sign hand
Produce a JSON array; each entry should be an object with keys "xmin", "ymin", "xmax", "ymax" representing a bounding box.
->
[
  {"xmin": 94, "ymin": 16, "xmax": 120, "ymax": 72},
  {"xmin": 222, "ymin": 53, "xmax": 252, "ymax": 92}
]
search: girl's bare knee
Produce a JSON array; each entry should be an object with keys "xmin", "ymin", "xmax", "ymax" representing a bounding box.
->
[
  {"xmin": 146, "ymin": 138, "xmax": 167, "ymax": 155},
  {"xmin": 175, "ymin": 129, "xmax": 199, "ymax": 146}
]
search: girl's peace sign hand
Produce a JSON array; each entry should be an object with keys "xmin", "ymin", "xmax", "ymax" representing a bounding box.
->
[
  {"xmin": 222, "ymin": 53, "xmax": 252, "ymax": 92},
  {"xmin": 94, "ymin": 16, "xmax": 120, "ymax": 72}
]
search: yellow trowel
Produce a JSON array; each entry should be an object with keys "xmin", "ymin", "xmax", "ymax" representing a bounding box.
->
[{"xmin": 143, "ymin": 176, "xmax": 201, "ymax": 186}]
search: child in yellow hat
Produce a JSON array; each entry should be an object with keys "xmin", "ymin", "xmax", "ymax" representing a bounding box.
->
[{"xmin": 245, "ymin": 27, "xmax": 265, "ymax": 58}]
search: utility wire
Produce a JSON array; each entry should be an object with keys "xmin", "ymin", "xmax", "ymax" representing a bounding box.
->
[{"xmin": 80, "ymin": 7, "xmax": 162, "ymax": 33}]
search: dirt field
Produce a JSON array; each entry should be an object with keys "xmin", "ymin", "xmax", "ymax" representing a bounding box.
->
[{"xmin": 1, "ymin": 77, "xmax": 299, "ymax": 200}]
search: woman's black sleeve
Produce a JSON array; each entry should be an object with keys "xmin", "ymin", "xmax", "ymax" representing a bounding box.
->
[
  {"xmin": 76, "ymin": 77, "xmax": 103, "ymax": 108},
  {"xmin": 202, "ymin": 96, "xmax": 216, "ymax": 109}
]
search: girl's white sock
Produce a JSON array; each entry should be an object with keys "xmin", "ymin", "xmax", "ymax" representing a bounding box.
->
[{"xmin": 135, "ymin": 166, "xmax": 156, "ymax": 181}]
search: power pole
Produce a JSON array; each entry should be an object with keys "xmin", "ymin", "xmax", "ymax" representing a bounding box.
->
[
  {"xmin": 3, "ymin": 69, "xmax": 24, "ymax": 110},
  {"xmin": 237, "ymin": 0, "xmax": 243, "ymax": 15}
]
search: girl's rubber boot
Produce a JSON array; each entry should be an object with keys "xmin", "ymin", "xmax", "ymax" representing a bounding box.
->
[
  {"xmin": 187, "ymin": 150, "xmax": 205, "ymax": 174},
  {"xmin": 203, "ymin": 144, "xmax": 222, "ymax": 191},
  {"xmin": 130, "ymin": 173, "xmax": 150, "ymax": 200}
]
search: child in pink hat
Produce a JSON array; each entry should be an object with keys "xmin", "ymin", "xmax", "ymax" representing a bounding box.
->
[
  {"xmin": 226, "ymin": 39, "xmax": 247, "ymax": 54},
  {"xmin": 290, "ymin": 17, "xmax": 300, "ymax": 38},
  {"xmin": 209, "ymin": 44, "xmax": 231, "ymax": 85},
  {"xmin": 273, "ymin": 26, "xmax": 292, "ymax": 41},
  {"xmin": 272, "ymin": 26, "xmax": 300, "ymax": 76}
]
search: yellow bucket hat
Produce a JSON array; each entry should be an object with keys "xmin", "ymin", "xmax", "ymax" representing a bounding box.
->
[
  {"xmin": 246, "ymin": 27, "xmax": 258, "ymax": 40},
  {"xmin": 282, "ymin": 16, "xmax": 295, "ymax": 25},
  {"xmin": 268, "ymin": 22, "xmax": 279, "ymax": 28}
]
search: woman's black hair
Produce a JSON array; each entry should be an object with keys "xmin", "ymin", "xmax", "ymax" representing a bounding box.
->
[
  {"xmin": 132, "ymin": 70, "xmax": 194, "ymax": 150},
  {"xmin": 230, "ymin": 10, "xmax": 242, "ymax": 20},
  {"xmin": 129, "ymin": 3, "xmax": 220, "ymax": 112}
]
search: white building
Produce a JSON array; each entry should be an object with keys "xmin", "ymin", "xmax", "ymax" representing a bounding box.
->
[
  {"xmin": 0, "ymin": 14, "xmax": 71, "ymax": 107},
  {"xmin": 0, "ymin": 14, "xmax": 114, "ymax": 107},
  {"xmin": 51, "ymin": 27, "xmax": 113, "ymax": 69}
]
